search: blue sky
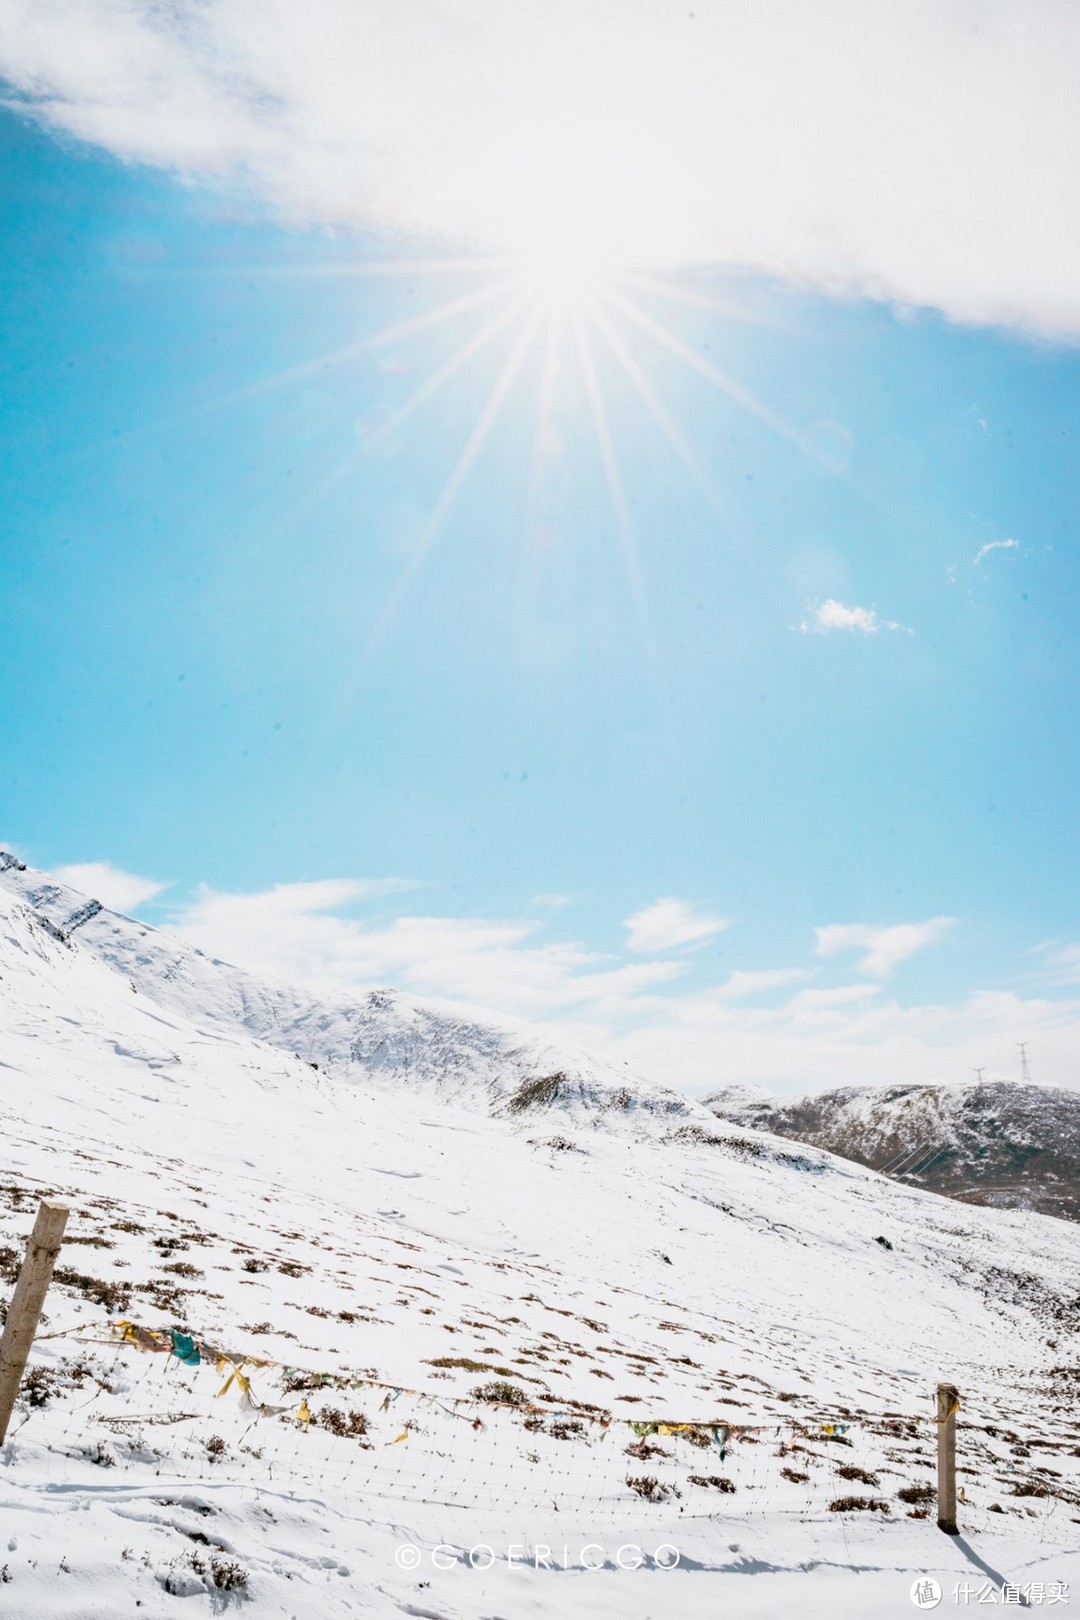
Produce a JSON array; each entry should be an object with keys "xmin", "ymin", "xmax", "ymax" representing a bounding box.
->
[{"xmin": 2, "ymin": 2, "xmax": 1079, "ymax": 1094}]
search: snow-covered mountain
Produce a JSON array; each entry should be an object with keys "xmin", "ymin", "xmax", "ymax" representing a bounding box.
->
[
  {"xmin": 0, "ymin": 850, "xmax": 703, "ymax": 1131},
  {"xmin": 1, "ymin": 852, "xmax": 1079, "ymax": 1618},
  {"xmin": 705, "ymin": 1080, "xmax": 1080, "ymax": 1223}
]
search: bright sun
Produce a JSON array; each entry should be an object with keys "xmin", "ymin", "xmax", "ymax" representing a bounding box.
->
[
  {"xmin": 482, "ymin": 135, "xmax": 650, "ymax": 309},
  {"xmin": 278, "ymin": 124, "xmax": 787, "ymax": 671},
  {"xmin": 514, "ymin": 237, "xmax": 613, "ymax": 310}
]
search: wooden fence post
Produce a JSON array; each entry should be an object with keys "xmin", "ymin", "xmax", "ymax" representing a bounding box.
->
[
  {"xmin": 936, "ymin": 1381, "xmax": 960, "ymax": 1535},
  {"xmin": 0, "ymin": 1199, "xmax": 69, "ymax": 1444}
]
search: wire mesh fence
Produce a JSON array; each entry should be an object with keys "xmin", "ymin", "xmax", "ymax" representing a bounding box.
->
[{"xmin": 7, "ymin": 1316, "xmax": 1030, "ymax": 1532}]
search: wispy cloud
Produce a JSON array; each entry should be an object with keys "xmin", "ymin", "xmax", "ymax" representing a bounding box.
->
[
  {"xmin": 2, "ymin": 2, "xmax": 1080, "ymax": 332},
  {"xmin": 799, "ymin": 599, "xmax": 911, "ymax": 636},
  {"xmin": 1027, "ymin": 940, "xmax": 1080, "ymax": 988},
  {"xmin": 174, "ymin": 880, "xmax": 682, "ymax": 1017},
  {"xmin": 718, "ymin": 967, "xmax": 810, "ymax": 1001},
  {"xmin": 157, "ymin": 875, "xmax": 1080, "ymax": 1093},
  {"xmin": 814, "ymin": 918, "xmax": 955, "ymax": 977},
  {"xmin": 600, "ymin": 984, "xmax": 1080, "ymax": 1098},
  {"xmin": 624, "ymin": 898, "xmax": 730, "ymax": 954},
  {"xmin": 972, "ymin": 537, "xmax": 1020, "ymax": 566},
  {"xmin": 54, "ymin": 860, "xmax": 167, "ymax": 913}
]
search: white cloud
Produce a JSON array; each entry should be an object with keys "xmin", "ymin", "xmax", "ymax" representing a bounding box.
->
[
  {"xmin": 1052, "ymin": 947, "xmax": 1080, "ymax": 986},
  {"xmin": 175, "ymin": 880, "xmax": 682, "ymax": 1017},
  {"xmin": 814, "ymin": 918, "xmax": 955, "ymax": 978},
  {"xmin": 54, "ymin": 860, "xmax": 167, "ymax": 913},
  {"xmin": 799, "ymin": 599, "xmax": 910, "ymax": 636},
  {"xmin": 591, "ymin": 984, "xmax": 1080, "ymax": 1098},
  {"xmin": 718, "ymin": 968, "xmax": 811, "ymax": 1001},
  {"xmin": 2, "ymin": 2, "xmax": 1080, "ymax": 332},
  {"xmin": 1028, "ymin": 940, "xmax": 1080, "ymax": 988},
  {"xmin": 624, "ymin": 898, "xmax": 730, "ymax": 954},
  {"xmin": 161, "ymin": 876, "xmax": 1080, "ymax": 1094},
  {"xmin": 972, "ymin": 538, "xmax": 1020, "ymax": 565}
]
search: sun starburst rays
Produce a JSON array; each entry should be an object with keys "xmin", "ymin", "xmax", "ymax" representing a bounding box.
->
[
  {"xmin": 190, "ymin": 248, "xmax": 797, "ymax": 681},
  {"xmin": 357, "ymin": 301, "xmax": 547, "ymax": 670},
  {"xmin": 599, "ymin": 281, "xmax": 802, "ymax": 448},
  {"xmin": 359, "ymin": 288, "xmax": 534, "ymax": 458},
  {"xmin": 343, "ymin": 262, "xmax": 788, "ymax": 638},
  {"xmin": 584, "ymin": 292, "xmax": 746, "ymax": 547},
  {"xmin": 570, "ymin": 305, "xmax": 656, "ymax": 664}
]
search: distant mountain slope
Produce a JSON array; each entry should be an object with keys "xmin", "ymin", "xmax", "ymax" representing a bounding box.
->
[
  {"xmin": 705, "ymin": 1079, "xmax": 1080, "ymax": 1221},
  {"xmin": 0, "ymin": 851, "xmax": 704, "ymax": 1132}
]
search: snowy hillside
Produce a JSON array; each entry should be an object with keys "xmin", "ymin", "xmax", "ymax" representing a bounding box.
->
[
  {"xmin": 1, "ymin": 854, "xmax": 1078, "ymax": 1618},
  {"xmin": 705, "ymin": 1080, "xmax": 1080, "ymax": 1223},
  {"xmin": 0, "ymin": 851, "xmax": 703, "ymax": 1131}
]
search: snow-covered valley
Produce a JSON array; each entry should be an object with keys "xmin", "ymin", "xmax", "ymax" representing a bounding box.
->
[{"xmin": 1, "ymin": 854, "xmax": 1078, "ymax": 1618}]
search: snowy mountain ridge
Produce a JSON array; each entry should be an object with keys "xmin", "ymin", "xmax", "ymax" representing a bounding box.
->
[
  {"xmin": 0, "ymin": 850, "xmax": 706, "ymax": 1133},
  {"xmin": 704, "ymin": 1079, "xmax": 1080, "ymax": 1223}
]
